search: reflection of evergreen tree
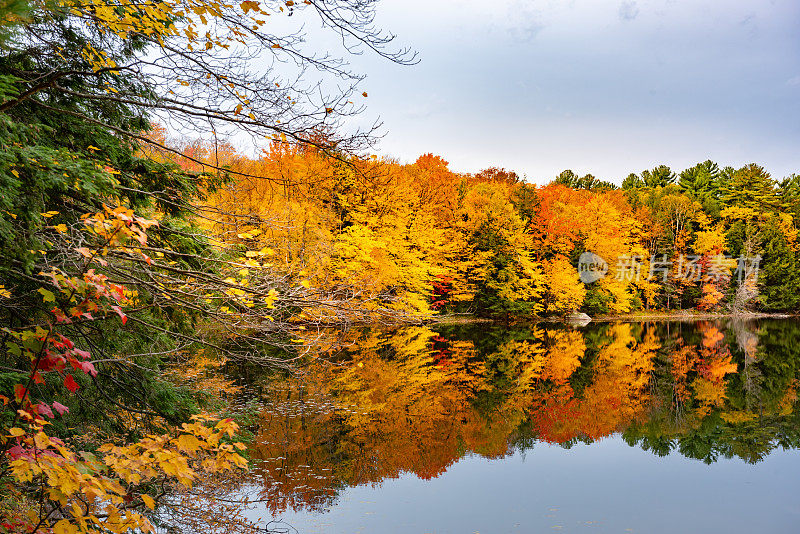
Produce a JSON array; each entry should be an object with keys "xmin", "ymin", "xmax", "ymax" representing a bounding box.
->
[
  {"xmin": 729, "ymin": 321, "xmax": 800, "ymax": 411},
  {"xmin": 622, "ymin": 426, "xmax": 675, "ymax": 457},
  {"xmin": 677, "ymin": 416, "xmax": 728, "ymax": 464}
]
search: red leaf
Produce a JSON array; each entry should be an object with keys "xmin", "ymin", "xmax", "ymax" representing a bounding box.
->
[
  {"xmin": 39, "ymin": 352, "xmax": 65, "ymax": 373},
  {"xmin": 73, "ymin": 348, "xmax": 91, "ymax": 360},
  {"xmin": 13, "ymin": 384, "xmax": 26, "ymax": 403},
  {"xmin": 32, "ymin": 371, "xmax": 44, "ymax": 384},
  {"xmin": 64, "ymin": 374, "xmax": 79, "ymax": 393},
  {"xmin": 51, "ymin": 307, "xmax": 71, "ymax": 323},
  {"xmin": 110, "ymin": 284, "xmax": 125, "ymax": 302},
  {"xmin": 52, "ymin": 401, "xmax": 69, "ymax": 416},
  {"xmin": 111, "ymin": 305, "xmax": 128, "ymax": 325},
  {"xmin": 6, "ymin": 445, "xmax": 24, "ymax": 459},
  {"xmin": 36, "ymin": 403, "xmax": 54, "ymax": 418},
  {"xmin": 79, "ymin": 361, "xmax": 97, "ymax": 377}
]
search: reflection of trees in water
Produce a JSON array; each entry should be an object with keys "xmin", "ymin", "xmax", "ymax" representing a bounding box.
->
[
  {"xmin": 242, "ymin": 320, "xmax": 800, "ymax": 513},
  {"xmin": 626, "ymin": 319, "xmax": 800, "ymax": 464},
  {"xmin": 731, "ymin": 318, "xmax": 763, "ymax": 415}
]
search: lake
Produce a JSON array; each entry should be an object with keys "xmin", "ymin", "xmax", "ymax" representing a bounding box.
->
[{"xmin": 229, "ymin": 319, "xmax": 800, "ymax": 533}]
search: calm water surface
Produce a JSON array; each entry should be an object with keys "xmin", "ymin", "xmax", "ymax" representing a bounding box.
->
[{"xmin": 231, "ymin": 320, "xmax": 800, "ymax": 533}]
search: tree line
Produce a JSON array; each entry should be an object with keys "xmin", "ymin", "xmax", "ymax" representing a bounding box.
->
[{"xmin": 187, "ymin": 139, "xmax": 800, "ymax": 319}]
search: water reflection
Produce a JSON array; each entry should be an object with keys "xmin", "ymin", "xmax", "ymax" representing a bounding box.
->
[{"xmin": 241, "ymin": 319, "xmax": 800, "ymax": 517}]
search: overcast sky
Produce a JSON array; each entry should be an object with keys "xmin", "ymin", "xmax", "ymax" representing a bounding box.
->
[{"xmin": 341, "ymin": 0, "xmax": 800, "ymax": 184}]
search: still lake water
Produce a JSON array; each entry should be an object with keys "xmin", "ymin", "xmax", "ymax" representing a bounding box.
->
[{"xmin": 232, "ymin": 320, "xmax": 800, "ymax": 533}]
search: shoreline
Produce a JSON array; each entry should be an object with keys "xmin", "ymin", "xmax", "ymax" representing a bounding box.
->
[
  {"xmin": 590, "ymin": 311, "xmax": 798, "ymax": 322},
  {"xmin": 427, "ymin": 311, "xmax": 799, "ymax": 325}
]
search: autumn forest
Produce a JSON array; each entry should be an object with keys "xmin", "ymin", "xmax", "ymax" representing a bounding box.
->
[
  {"xmin": 1, "ymin": 0, "xmax": 800, "ymax": 533},
  {"xmin": 177, "ymin": 141, "xmax": 800, "ymax": 318}
]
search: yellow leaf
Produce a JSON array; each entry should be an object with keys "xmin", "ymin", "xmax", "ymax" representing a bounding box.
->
[
  {"xmin": 240, "ymin": 0, "xmax": 259, "ymax": 13},
  {"xmin": 9, "ymin": 427, "xmax": 24, "ymax": 437},
  {"xmin": 141, "ymin": 494, "xmax": 155, "ymax": 510},
  {"xmin": 53, "ymin": 519, "xmax": 78, "ymax": 534},
  {"xmin": 41, "ymin": 211, "xmax": 59, "ymax": 218},
  {"xmin": 299, "ymin": 279, "xmax": 311, "ymax": 288},
  {"xmin": 176, "ymin": 433, "xmax": 202, "ymax": 453},
  {"xmin": 34, "ymin": 431, "xmax": 51, "ymax": 449}
]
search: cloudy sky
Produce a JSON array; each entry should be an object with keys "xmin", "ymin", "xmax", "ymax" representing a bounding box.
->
[{"xmin": 342, "ymin": 0, "xmax": 800, "ymax": 184}]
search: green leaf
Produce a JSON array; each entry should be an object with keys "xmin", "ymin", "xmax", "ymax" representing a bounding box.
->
[{"xmin": 37, "ymin": 288, "xmax": 55, "ymax": 302}]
